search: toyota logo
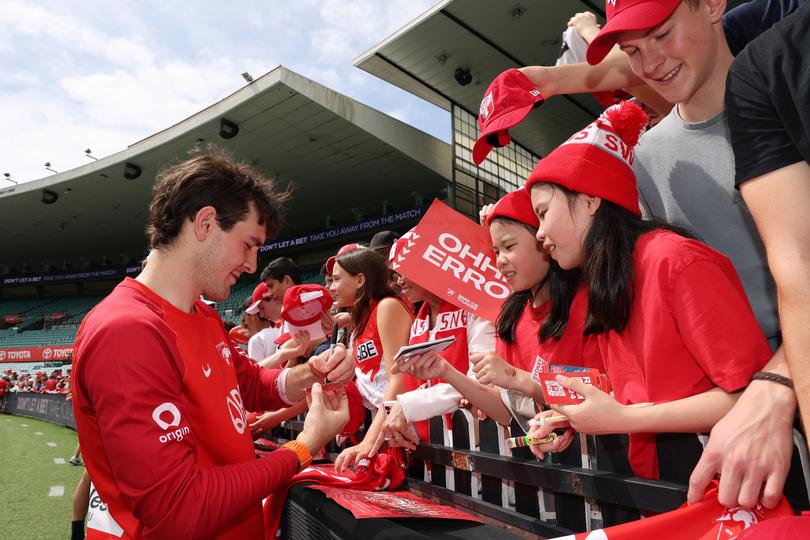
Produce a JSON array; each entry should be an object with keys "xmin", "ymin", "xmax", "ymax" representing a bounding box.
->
[
  {"xmin": 0, "ymin": 350, "xmax": 5, "ymax": 361},
  {"xmin": 42, "ymin": 348, "xmax": 53, "ymax": 360}
]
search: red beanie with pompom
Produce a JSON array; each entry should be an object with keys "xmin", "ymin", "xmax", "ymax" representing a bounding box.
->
[{"xmin": 524, "ymin": 100, "xmax": 647, "ymax": 216}]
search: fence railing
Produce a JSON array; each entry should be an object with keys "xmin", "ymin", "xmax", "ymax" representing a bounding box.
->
[{"xmin": 273, "ymin": 408, "xmax": 810, "ymax": 537}]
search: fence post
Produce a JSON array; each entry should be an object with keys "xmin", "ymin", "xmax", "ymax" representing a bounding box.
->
[
  {"xmin": 579, "ymin": 433, "xmax": 602, "ymax": 531},
  {"xmin": 590, "ymin": 434, "xmax": 640, "ymax": 527},
  {"xmin": 429, "ymin": 415, "xmax": 453, "ymax": 490},
  {"xmin": 478, "ymin": 418, "xmax": 509, "ymax": 508},
  {"xmin": 450, "ymin": 409, "xmax": 476, "ymax": 497},
  {"xmin": 787, "ymin": 428, "xmax": 810, "ymax": 509},
  {"xmin": 509, "ymin": 418, "xmax": 541, "ymax": 520},
  {"xmin": 549, "ymin": 428, "xmax": 587, "ymax": 532}
]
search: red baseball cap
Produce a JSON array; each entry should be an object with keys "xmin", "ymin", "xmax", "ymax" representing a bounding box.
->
[
  {"xmin": 485, "ymin": 189, "xmax": 540, "ymax": 229},
  {"xmin": 274, "ymin": 284, "xmax": 333, "ymax": 344},
  {"xmin": 586, "ymin": 0, "xmax": 681, "ymax": 65},
  {"xmin": 325, "ymin": 243, "xmax": 361, "ymax": 274},
  {"xmin": 245, "ymin": 282, "xmax": 271, "ymax": 314},
  {"xmin": 472, "ymin": 68, "xmax": 544, "ymax": 165}
]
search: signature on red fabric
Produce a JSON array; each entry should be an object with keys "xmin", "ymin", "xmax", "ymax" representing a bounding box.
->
[{"xmin": 307, "ymin": 485, "xmax": 482, "ymax": 521}]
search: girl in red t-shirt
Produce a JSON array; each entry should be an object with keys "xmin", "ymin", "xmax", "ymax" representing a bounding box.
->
[
  {"xmin": 373, "ymin": 229, "xmax": 496, "ymax": 449},
  {"xmin": 525, "ymin": 101, "xmax": 771, "ymax": 481},
  {"xmin": 397, "ymin": 190, "xmax": 597, "ymax": 454},
  {"xmin": 330, "ymin": 247, "xmax": 412, "ymax": 472}
]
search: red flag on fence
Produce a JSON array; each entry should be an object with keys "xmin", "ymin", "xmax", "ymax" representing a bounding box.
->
[
  {"xmin": 550, "ymin": 483, "xmax": 794, "ymax": 540},
  {"xmin": 392, "ymin": 199, "xmax": 510, "ymax": 322}
]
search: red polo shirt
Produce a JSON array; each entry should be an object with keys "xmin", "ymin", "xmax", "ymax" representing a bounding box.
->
[{"xmin": 73, "ymin": 278, "xmax": 299, "ymax": 539}]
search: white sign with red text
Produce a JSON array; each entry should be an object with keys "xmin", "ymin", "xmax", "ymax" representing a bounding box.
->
[{"xmin": 392, "ymin": 199, "xmax": 510, "ymax": 322}]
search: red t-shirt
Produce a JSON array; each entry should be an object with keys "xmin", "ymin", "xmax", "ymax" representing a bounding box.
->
[
  {"xmin": 45, "ymin": 378, "xmax": 58, "ymax": 392},
  {"xmin": 596, "ymin": 230, "xmax": 771, "ymax": 479},
  {"xmin": 496, "ymin": 285, "xmax": 602, "ymax": 379},
  {"xmin": 0, "ymin": 378, "xmax": 7, "ymax": 398},
  {"xmin": 72, "ymin": 278, "xmax": 299, "ymax": 539}
]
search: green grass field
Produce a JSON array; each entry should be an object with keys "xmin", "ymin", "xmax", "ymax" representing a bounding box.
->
[{"xmin": 0, "ymin": 414, "xmax": 85, "ymax": 539}]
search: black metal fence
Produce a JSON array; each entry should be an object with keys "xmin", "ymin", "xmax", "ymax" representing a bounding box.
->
[{"xmin": 273, "ymin": 408, "xmax": 810, "ymax": 538}]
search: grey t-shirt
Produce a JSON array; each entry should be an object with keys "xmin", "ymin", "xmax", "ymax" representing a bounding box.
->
[{"xmin": 634, "ymin": 107, "xmax": 779, "ymax": 339}]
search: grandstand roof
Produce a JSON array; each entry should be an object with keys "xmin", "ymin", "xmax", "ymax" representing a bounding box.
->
[
  {"xmin": 354, "ymin": 0, "xmax": 748, "ymax": 158},
  {"xmin": 0, "ymin": 66, "xmax": 451, "ymax": 273},
  {"xmin": 353, "ymin": 0, "xmax": 605, "ymax": 158}
]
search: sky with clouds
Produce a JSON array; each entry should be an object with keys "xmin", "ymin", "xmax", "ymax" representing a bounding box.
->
[{"xmin": 0, "ymin": 0, "xmax": 448, "ymax": 185}]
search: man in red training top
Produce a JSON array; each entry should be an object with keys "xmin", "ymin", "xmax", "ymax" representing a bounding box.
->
[{"xmin": 72, "ymin": 148, "xmax": 352, "ymax": 539}]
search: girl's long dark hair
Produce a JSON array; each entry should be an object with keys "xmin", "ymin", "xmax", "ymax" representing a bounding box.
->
[
  {"xmin": 547, "ymin": 185, "xmax": 698, "ymax": 334},
  {"xmin": 335, "ymin": 247, "xmax": 398, "ymax": 336},
  {"xmin": 492, "ymin": 217, "xmax": 581, "ymax": 345}
]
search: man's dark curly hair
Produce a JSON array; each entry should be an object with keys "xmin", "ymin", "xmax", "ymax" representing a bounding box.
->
[{"xmin": 146, "ymin": 145, "xmax": 289, "ymax": 248}]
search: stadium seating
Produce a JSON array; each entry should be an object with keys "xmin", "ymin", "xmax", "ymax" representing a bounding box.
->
[
  {"xmin": 215, "ymin": 280, "xmax": 255, "ymax": 324},
  {"xmin": 0, "ymin": 274, "xmax": 319, "ymax": 346},
  {"xmin": 0, "ymin": 298, "xmax": 55, "ymax": 316},
  {"xmin": 0, "ymin": 326, "xmax": 79, "ymax": 346}
]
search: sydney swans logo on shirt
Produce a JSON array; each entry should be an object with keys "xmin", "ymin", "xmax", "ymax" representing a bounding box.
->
[
  {"xmin": 215, "ymin": 341, "xmax": 233, "ymax": 367},
  {"xmin": 355, "ymin": 340, "xmax": 380, "ymax": 363},
  {"xmin": 151, "ymin": 402, "xmax": 191, "ymax": 444}
]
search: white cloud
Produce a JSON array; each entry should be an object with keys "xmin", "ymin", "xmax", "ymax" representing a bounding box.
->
[{"xmin": 0, "ymin": 0, "xmax": 449, "ymax": 184}]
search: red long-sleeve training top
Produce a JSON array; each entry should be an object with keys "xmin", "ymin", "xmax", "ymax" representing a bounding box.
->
[{"xmin": 72, "ymin": 278, "xmax": 299, "ymax": 539}]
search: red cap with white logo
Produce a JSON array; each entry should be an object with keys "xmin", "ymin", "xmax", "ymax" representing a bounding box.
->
[
  {"xmin": 245, "ymin": 282, "xmax": 272, "ymax": 315},
  {"xmin": 472, "ymin": 68, "xmax": 545, "ymax": 165},
  {"xmin": 325, "ymin": 243, "xmax": 362, "ymax": 274},
  {"xmin": 525, "ymin": 100, "xmax": 647, "ymax": 216},
  {"xmin": 274, "ymin": 284, "xmax": 333, "ymax": 344},
  {"xmin": 586, "ymin": 0, "xmax": 681, "ymax": 65}
]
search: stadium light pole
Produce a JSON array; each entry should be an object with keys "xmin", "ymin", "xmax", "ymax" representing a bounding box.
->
[
  {"xmin": 2, "ymin": 172, "xmax": 17, "ymax": 185},
  {"xmin": 84, "ymin": 148, "xmax": 98, "ymax": 160}
]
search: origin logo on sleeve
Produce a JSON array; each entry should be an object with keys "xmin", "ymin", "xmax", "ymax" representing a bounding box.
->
[{"xmin": 151, "ymin": 402, "xmax": 190, "ymax": 443}]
